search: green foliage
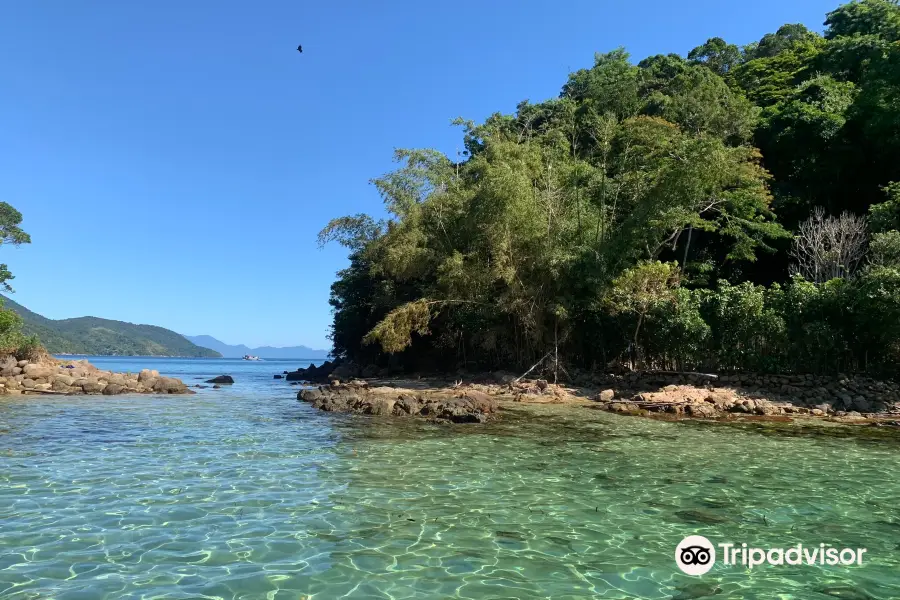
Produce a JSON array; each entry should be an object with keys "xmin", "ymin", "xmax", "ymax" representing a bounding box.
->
[
  {"xmin": 688, "ymin": 38, "xmax": 741, "ymax": 75},
  {"xmin": 869, "ymin": 231, "xmax": 900, "ymax": 266},
  {"xmin": 868, "ymin": 182, "xmax": 900, "ymax": 232},
  {"xmin": 824, "ymin": 0, "xmax": 900, "ymax": 40},
  {"xmin": 322, "ymin": 0, "xmax": 900, "ymax": 377},
  {"xmin": 0, "ymin": 202, "xmax": 31, "ymax": 292}
]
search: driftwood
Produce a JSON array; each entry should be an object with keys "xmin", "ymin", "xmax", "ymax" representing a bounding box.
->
[
  {"xmin": 514, "ymin": 352, "xmax": 553, "ymax": 383},
  {"xmin": 649, "ymin": 371, "xmax": 719, "ymax": 380}
]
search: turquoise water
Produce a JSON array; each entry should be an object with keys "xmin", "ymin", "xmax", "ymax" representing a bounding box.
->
[{"xmin": 2, "ymin": 357, "xmax": 900, "ymax": 599}]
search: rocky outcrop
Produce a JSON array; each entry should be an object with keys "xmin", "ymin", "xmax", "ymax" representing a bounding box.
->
[
  {"xmin": 590, "ymin": 372, "xmax": 900, "ymax": 420},
  {"xmin": 285, "ymin": 359, "xmax": 340, "ymax": 383},
  {"xmin": 205, "ymin": 375, "xmax": 234, "ymax": 384},
  {"xmin": 298, "ymin": 380, "xmax": 499, "ymax": 423},
  {"xmin": 0, "ymin": 356, "xmax": 193, "ymax": 396}
]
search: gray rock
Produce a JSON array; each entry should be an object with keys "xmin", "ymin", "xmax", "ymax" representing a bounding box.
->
[
  {"xmin": 852, "ymin": 396, "xmax": 871, "ymax": 413},
  {"xmin": 102, "ymin": 383, "xmax": 126, "ymax": 395},
  {"xmin": 21, "ymin": 378, "xmax": 35, "ymax": 389},
  {"xmin": 16, "ymin": 360, "xmax": 28, "ymax": 368},
  {"xmin": 598, "ymin": 389, "xmax": 616, "ymax": 402},
  {"xmin": 205, "ymin": 375, "xmax": 234, "ymax": 384}
]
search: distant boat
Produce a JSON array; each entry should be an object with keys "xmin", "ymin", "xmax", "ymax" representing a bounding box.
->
[{"xmin": 242, "ymin": 355, "xmax": 262, "ymax": 361}]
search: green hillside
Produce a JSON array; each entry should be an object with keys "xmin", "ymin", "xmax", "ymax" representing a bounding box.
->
[{"xmin": 1, "ymin": 296, "xmax": 221, "ymax": 357}]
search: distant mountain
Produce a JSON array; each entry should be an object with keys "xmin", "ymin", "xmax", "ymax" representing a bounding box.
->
[
  {"xmin": 1, "ymin": 296, "xmax": 221, "ymax": 357},
  {"xmin": 183, "ymin": 334, "xmax": 330, "ymax": 359}
]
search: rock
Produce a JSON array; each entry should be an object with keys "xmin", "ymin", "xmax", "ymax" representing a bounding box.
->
[
  {"xmin": 22, "ymin": 364, "xmax": 51, "ymax": 379},
  {"xmin": 675, "ymin": 509, "xmax": 728, "ymax": 525},
  {"xmin": 81, "ymin": 381, "xmax": 105, "ymax": 394},
  {"xmin": 609, "ymin": 401, "xmax": 640, "ymax": 413},
  {"xmin": 213, "ymin": 384, "xmax": 221, "ymax": 389},
  {"xmin": 53, "ymin": 375, "xmax": 75, "ymax": 387},
  {"xmin": 394, "ymin": 393, "xmax": 423, "ymax": 415},
  {"xmin": 16, "ymin": 360, "xmax": 27, "ymax": 368},
  {"xmin": 329, "ymin": 362, "xmax": 360, "ymax": 381},
  {"xmin": 102, "ymin": 383, "xmax": 126, "ymax": 395},
  {"xmin": 598, "ymin": 389, "xmax": 616, "ymax": 402},
  {"xmin": 274, "ymin": 374, "xmax": 283, "ymax": 379},
  {"xmin": 852, "ymin": 396, "xmax": 872, "ymax": 413},
  {"xmin": 34, "ymin": 383, "xmax": 52, "ymax": 391},
  {"xmin": 138, "ymin": 369, "xmax": 155, "ymax": 383},
  {"xmin": 205, "ymin": 375, "xmax": 234, "ymax": 384},
  {"xmin": 754, "ymin": 402, "xmax": 784, "ymax": 416},
  {"xmin": 299, "ymin": 383, "xmax": 498, "ymax": 424},
  {"xmin": 21, "ymin": 378, "xmax": 35, "ymax": 389},
  {"xmin": 153, "ymin": 377, "xmax": 188, "ymax": 394},
  {"xmin": 51, "ymin": 379, "xmax": 72, "ymax": 392},
  {"xmin": 685, "ymin": 403, "xmax": 719, "ymax": 418}
]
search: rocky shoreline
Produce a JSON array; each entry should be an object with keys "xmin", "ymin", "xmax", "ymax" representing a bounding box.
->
[
  {"xmin": 290, "ymin": 366, "xmax": 900, "ymax": 426},
  {"xmin": 0, "ymin": 356, "xmax": 193, "ymax": 396}
]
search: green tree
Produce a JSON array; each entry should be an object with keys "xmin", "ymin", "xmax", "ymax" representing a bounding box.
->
[
  {"xmin": 0, "ymin": 202, "xmax": 31, "ymax": 292},
  {"xmin": 688, "ymin": 37, "xmax": 742, "ymax": 75}
]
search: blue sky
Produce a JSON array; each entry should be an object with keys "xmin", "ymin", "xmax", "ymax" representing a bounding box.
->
[{"xmin": 0, "ymin": 0, "xmax": 838, "ymax": 349}]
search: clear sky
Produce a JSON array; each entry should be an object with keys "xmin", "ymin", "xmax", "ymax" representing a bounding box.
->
[{"xmin": 0, "ymin": 0, "xmax": 838, "ymax": 349}]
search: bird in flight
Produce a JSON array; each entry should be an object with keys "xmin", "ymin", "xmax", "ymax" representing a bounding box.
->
[{"xmin": 297, "ymin": 45, "xmax": 303, "ymax": 53}]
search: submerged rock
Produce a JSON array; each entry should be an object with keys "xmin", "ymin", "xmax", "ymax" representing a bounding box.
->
[{"xmin": 206, "ymin": 375, "xmax": 234, "ymax": 384}]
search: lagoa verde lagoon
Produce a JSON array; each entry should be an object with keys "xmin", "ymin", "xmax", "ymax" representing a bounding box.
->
[{"xmin": 2, "ymin": 357, "xmax": 899, "ymax": 599}]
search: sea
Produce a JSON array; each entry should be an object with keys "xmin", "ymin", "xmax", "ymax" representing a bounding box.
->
[{"xmin": 1, "ymin": 356, "xmax": 899, "ymax": 599}]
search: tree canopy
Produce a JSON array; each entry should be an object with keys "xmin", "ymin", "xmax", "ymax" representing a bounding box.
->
[{"xmin": 320, "ymin": 0, "xmax": 900, "ymax": 377}]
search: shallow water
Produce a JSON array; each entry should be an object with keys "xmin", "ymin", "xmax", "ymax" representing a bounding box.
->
[{"xmin": 1, "ymin": 357, "xmax": 899, "ymax": 599}]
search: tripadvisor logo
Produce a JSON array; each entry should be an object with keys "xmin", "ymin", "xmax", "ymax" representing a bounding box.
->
[{"xmin": 675, "ymin": 536, "xmax": 867, "ymax": 575}]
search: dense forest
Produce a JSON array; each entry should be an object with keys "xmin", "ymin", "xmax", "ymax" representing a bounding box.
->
[{"xmin": 321, "ymin": 0, "xmax": 900, "ymax": 377}]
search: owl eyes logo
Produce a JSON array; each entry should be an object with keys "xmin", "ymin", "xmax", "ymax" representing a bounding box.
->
[
  {"xmin": 680, "ymin": 545, "xmax": 712, "ymax": 565},
  {"xmin": 676, "ymin": 535, "xmax": 716, "ymax": 575}
]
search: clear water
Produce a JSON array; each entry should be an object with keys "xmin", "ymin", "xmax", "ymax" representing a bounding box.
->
[{"xmin": 2, "ymin": 357, "xmax": 899, "ymax": 599}]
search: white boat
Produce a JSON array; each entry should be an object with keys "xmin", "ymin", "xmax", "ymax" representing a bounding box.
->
[{"xmin": 242, "ymin": 355, "xmax": 262, "ymax": 361}]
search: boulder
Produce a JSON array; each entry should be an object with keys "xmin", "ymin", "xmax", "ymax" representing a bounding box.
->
[
  {"xmin": 598, "ymin": 389, "xmax": 616, "ymax": 402},
  {"xmin": 205, "ymin": 375, "xmax": 234, "ymax": 384},
  {"xmin": 685, "ymin": 403, "xmax": 720, "ymax": 418},
  {"xmin": 53, "ymin": 375, "xmax": 75, "ymax": 387},
  {"xmin": 102, "ymin": 383, "xmax": 126, "ymax": 395},
  {"xmin": 22, "ymin": 364, "xmax": 51, "ymax": 379},
  {"xmin": 138, "ymin": 369, "xmax": 155, "ymax": 383},
  {"xmin": 16, "ymin": 360, "xmax": 28, "ymax": 368},
  {"xmin": 81, "ymin": 381, "xmax": 105, "ymax": 394},
  {"xmin": 153, "ymin": 377, "xmax": 188, "ymax": 393},
  {"xmin": 274, "ymin": 374, "xmax": 283, "ymax": 379},
  {"xmin": 51, "ymin": 379, "xmax": 72, "ymax": 392},
  {"xmin": 21, "ymin": 378, "xmax": 35, "ymax": 389},
  {"xmin": 852, "ymin": 396, "xmax": 872, "ymax": 413}
]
